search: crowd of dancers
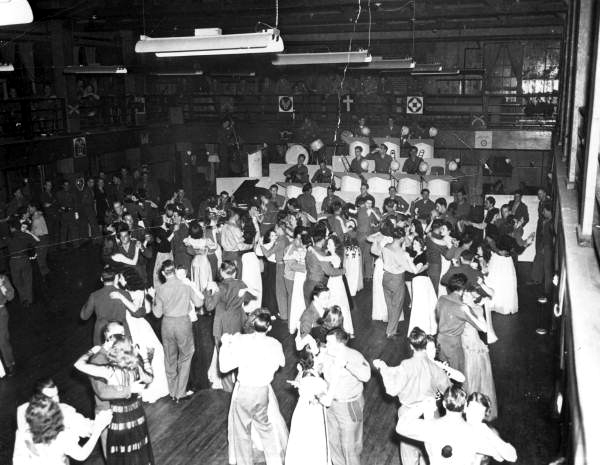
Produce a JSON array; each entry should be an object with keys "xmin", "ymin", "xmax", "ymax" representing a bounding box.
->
[{"xmin": 2, "ymin": 167, "xmax": 556, "ymax": 465}]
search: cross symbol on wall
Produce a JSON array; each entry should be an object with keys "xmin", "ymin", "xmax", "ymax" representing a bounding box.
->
[{"xmin": 343, "ymin": 95, "xmax": 354, "ymax": 112}]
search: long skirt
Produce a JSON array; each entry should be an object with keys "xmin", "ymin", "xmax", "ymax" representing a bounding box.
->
[
  {"xmin": 188, "ymin": 317, "xmax": 213, "ymax": 391},
  {"xmin": 107, "ymin": 396, "xmax": 154, "ymax": 465},
  {"xmin": 344, "ymin": 248, "xmax": 363, "ymax": 296},
  {"xmin": 407, "ymin": 276, "xmax": 438, "ymax": 335},
  {"xmin": 371, "ymin": 258, "xmax": 387, "ymax": 321},
  {"xmin": 262, "ymin": 260, "xmax": 278, "ymax": 315},
  {"xmin": 487, "ymin": 253, "xmax": 519, "ymax": 315},
  {"xmin": 289, "ymin": 271, "xmax": 307, "ymax": 335}
]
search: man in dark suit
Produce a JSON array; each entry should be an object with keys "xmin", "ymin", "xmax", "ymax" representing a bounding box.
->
[
  {"xmin": 80, "ymin": 269, "xmax": 140, "ymax": 345},
  {"xmin": 298, "ymin": 283, "xmax": 330, "ymax": 339}
]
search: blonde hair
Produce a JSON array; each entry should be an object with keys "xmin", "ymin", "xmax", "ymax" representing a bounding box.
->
[{"xmin": 107, "ymin": 335, "xmax": 140, "ymax": 371}]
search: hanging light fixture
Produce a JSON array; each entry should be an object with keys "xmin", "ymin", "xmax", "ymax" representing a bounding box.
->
[
  {"xmin": 411, "ymin": 68, "xmax": 460, "ymax": 76},
  {"xmin": 63, "ymin": 65, "xmax": 128, "ymax": 74},
  {"xmin": 272, "ymin": 50, "xmax": 371, "ymax": 66},
  {"xmin": 135, "ymin": 28, "xmax": 283, "ymax": 57},
  {"xmin": 350, "ymin": 57, "xmax": 415, "ymax": 70},
  {"xmin": 0, "ymin": 63, "xmax": 15, "ymax": 72},
  {"xmin": 0, "ymin": 0, "xmax": 33, "ymax": 26}
]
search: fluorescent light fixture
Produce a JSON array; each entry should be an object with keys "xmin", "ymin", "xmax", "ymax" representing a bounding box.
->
[
  {"xmin": 0, "ymin": 0, "xmax": 33, "ymax": 26},
  {"xmin": 211, "ymin": 72, "xmax": 256, "ymax": 77},
  {"xmin": 411, "ymin": 68, "xmax": 460, "ymax": 76},
  {"xmin": 150, "ymin": 70, "xmax": 204, "ymax": 76},
  {"xmin": 135, "ymin": 28, "xmax": 283, "ymax": 57},
  {"xmin": 0, "ymin": 63, "xmax": 15, "ymax": 72},
  {"xmin": 412, "ymin": 63, "xmax": 443, "ymax": 73},
  {"xmin": 273, "ymin": 50, "xmax": 372, "ymax": 66},
  {"xmin": 63, "ymin": 65, "xmax": 128, "ymax": 74},
  {"xmin": 351, "ymin": 56, "xmax": 415, "ymax": 70}
]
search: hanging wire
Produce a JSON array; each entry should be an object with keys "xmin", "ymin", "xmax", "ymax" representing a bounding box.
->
[
  {"xmin": 332, "ymin": 0, "xmax": 364, "ymax": 151},
  {"xmin": 275, "ymin": 0, "xmax": 279, "ymax": 28},
  {"xmin": 142, "ymin": 0, "xmax": 147, "ymax": 36},
  {"xmin": 367, "ymin": 0, "xmax": 372, "ymax": 48},
  {"xmin": 411, "ymin": 0, "xmax": 416, "ymax": 58}
]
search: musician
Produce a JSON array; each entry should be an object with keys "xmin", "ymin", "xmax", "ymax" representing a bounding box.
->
[
  {"xmin": 321, "ymin": 186, "xmax": 344, "ymax": 214},
  {"xmin": 284, "ymin": 154, "xmax": 309, "ymax": 184},
  {"xmin": 385, "ymin": 116, "xmax": 403, "ymax": 138},
  {"xmin": 311, "ymin": 160, "xmax": 333, "ymax": 184},
  {"xmin": 350, "ymin": 146, "xmax": 369, "ymax": 174},
  {"xmin": 402, "ymin": 146, "xmax": 421, "ymax": 175},
  {"xmin": 352, "ymin": 116, "xmax": 369, "ymax": 138},
  {"xmin": 384, "ymin": 186, "xmax": 409, "ymax": 213},
  {"xmin": 296, "ymin": 115, "xmax": 318, "ymax": 147},
  {"xmin": 369, "ymin": 144, "xmax": 393, "ymax": 173}
]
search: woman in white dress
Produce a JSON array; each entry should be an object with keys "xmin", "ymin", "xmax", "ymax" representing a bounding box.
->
[
  {"xmin": 240, "ymin": 211, "xmax": 263, "ymax": 313},
  {"xmin": 486, "ymin": 236, "xmax": 519, "ymax": 315},
  {"xmin": 184, "ymin": 220, "xmax": 217, "ymax": 295},
  {"xmin": 407, "ymin": 237, "xmax": 438, "ymax": 335},
  {"xmin": 343, "ymin": 218, "xmax": 363, "ymax": 296},
  {"xmin": 321, "ymin": 236, "xmax": 354, "ymax": 336},
  {"xmin": 110, "ymin": 269, "xmax": 170, "ymax": 403},
  {"xmin": 285, "ymin": 349, "xmax": 331, "ymax": 465},
  {"xmin": 286, "ymin": 227, "xmax": 310, "ymax": 334}
]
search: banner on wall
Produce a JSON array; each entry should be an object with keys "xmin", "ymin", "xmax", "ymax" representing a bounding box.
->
[
  {"xmin": 72, "ymin": 136, "xmax": 87, "ymax": 158},
  {"xmin": 248, "ymin": 150, "xmax": 262, "ymax": 177},
  {"xmin": 474, "ymin": 131, "xmax": 493, "ymax": 149},
  {"xmin": 278, "ymin": 95, "xmax": 294, "ymax": 112}
]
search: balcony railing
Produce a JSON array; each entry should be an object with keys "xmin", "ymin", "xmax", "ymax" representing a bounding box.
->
[{"xmin": 0, "ymin": 92, "xmax": 557, "ymax": 142}]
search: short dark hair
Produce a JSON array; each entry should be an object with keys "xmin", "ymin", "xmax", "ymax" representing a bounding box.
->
[
  {"xmin": 460, "ymin": 250, "xmax": 476, "ymax": 262},
  {"xmin": 161, "ymin": 259, "xmax": 175, "ymax": 276},
  {"xmin": 407, "ymin": 327, "xmax": 428, "ymax": 351},
  {"xmin": 311, "ymin": 283, "xmax": 329, "ymax": 301},
  {"xmin": 270, "ymin": 184, "xmax": 278, "ymax": 190},
  {"xmin": 485, "ymin": 196, "xmax": 496, "ymax": 206},
  {"xmin": 253, "ymin": 313, "xmax": 271, "ymax": 333},
  {"xmin": 467, "ymin": 392, "xmax": 492, "ymax": 419},
  {"xmin": 220, "ymin": 260, "xmax": 238, "ymax": 276},
  {"xmin": 421, "ymin": 188, "xmax": 430, "ymax": 195},
  {"xmin": 443, "ymin": 385, "xmax": 467, "ymax": 412},
  {"xmin": 435, "ymin": 198, "xmax": 447, "ymax": 208},
  {"xmin": 101, "ymin": 269, "xmax": 116, "ymax": 283},
  {"xmin": 302, "ymin": 183, "xmax": 312, "ymax": 193},
  {"xmin": 447, "ymin": 273, "xmax": 468, "ymax": 293},
  {"xmin": 33, "ymin": 377, "xmax": 56, "ymax": 396},
  {"xmin": 326, "ymin": 327, "xmax": 350, "ymax": 345}
]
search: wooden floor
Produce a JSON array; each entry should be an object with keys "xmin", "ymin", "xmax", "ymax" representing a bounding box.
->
[{"xmin": 0, "ymin": 246, "xmax": 560, "ymax": 465}]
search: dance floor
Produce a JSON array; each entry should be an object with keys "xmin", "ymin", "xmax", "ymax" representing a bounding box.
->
[{"xmin": 0, "ymin": 246, "xmax": 560, "ymax": 464}]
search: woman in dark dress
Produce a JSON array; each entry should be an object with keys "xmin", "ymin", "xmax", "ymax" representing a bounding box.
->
[
  {"xmin": 74, "ymin": 335, "xmax": 154, "ymax": 465},
  {"xmin": 260, "ymin": 228, "xmax": 279, "ymax": 315}
]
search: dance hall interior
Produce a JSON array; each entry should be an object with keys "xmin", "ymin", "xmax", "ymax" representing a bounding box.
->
[{"xmin": 0, "ymin": 0, "xmax": 598, "ymax": 464}]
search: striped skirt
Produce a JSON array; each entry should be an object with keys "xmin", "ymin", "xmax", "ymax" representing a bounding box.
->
[{"xmin": 107, "ymin": 395, "xmax": 154, "ymax": 465}]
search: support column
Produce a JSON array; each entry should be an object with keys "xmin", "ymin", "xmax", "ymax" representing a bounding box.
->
[
  {"xmin": 567, "ymin": 0, "xmax": 594, "ymax": 186},
  {"xmin": 558, "ymin": 0, "xmax": 574, "ymax": 148},
  {"xmin": 578, "ymin": 9, "xmax": 600, "ymax": 240},
  {"xmin": 49, "ymin": 21, "xmax": 68, "ymax": 99}
]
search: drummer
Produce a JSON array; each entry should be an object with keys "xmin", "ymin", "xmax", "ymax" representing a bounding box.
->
[
  {"xmin": 311, "ymin": 160, "xmax": 333, "ymax": 184},
  {"xmin": 284, "ymin": 154, "xmax": 309, "ymax": 184},
  {"xmin": 369, "ymin": 144, "xmax": 393, "ymax": 173}
]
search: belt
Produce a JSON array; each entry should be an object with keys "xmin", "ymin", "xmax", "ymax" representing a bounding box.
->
[{"xmin": 333, "ymin": 393, "xmax": 362, "ymax": 403}]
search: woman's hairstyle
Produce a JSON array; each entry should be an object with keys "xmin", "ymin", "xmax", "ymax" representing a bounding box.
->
[
  {"xmin": 293, "ymin": 225, "xmax": 307, "ymax": 239},
  {"xmin": 121, "ymin": 267, "xmax": 145, "ymax": 292},
  {"xmin": 252, "ymin": 312, "xmax": 272, "ymax": 333},
  {"xmin": 298, "ymin": 348, "xmax": 315, "ymax": 373},
  {"xmin": 411, "ymin": 236, "xmax": 425, "ymax": 253},
  {"xmin": 467, "ymin": 392, "xmax": 492, "ymax": 420},
  {"xmin": 326, "ymin": 327, "xmax": 350, "ymax": 344},
  {"xmin": 188, "ymin": 220, "xmax": 204, "ymax": 239},
  {"xmin": 319, "ymin": 305, "xmax": 344, "ymax": 331},
  {"xmin": 263, "ymin": 228, "xmax": 276, "ymax": 244},
  {"xmin": 443, "ymin": 385, "xmax": 468, "ymax": 412},
  {"xmin": 390, "ymin": 226, "xmax": 405, "ymax": 240},
  {"xmin": 380, "ymin": 218, "xmax": 396, "ymax": 237},
  {"xmin": 25, "ymin": 394, "xmax": 65, "ymax": 444},
  {"xmin": 407, "ymin": 327, "xmax": 428, "ymax": 351},
  {"xmin": 329, "ymin": 200, "xmax": 343, "ymax": 215},
  {"xmin": 446, "ymin": 273, "xmax": 467, "ymax": 293},
  {"xmin": 33, "ymin": 377, "xmax": 56, "ymax": 396},
  {"xmin": 107, "ymin": 334, "xmax": 140, "ymax": 371},
  {"xmin": 220, "ymin": 260, "xmax": 238, "ymax": 277}
]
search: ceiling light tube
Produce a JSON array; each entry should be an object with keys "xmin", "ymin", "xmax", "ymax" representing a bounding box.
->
[
  {"xmin": 0, "ymin": 63, "xmax": 15, "ymax": 72},
  {"xmin": 0, "ymin": 0, "xmax": 33, "ymax": 26},
  {"xmin": 64, "ymin": 65, "xmax": 128, "ymax": 74},
  {"xmin": 136, "ymin": 28, "xmax": 283, "ymax": 57},
  {"xmin": 273, "ymin": 50, "xmax": 371, "ymax": 66},
  {"xmin": 411, "ymin": 69, "xmax": 460, "ymax": 76},
  {"xmin": 352, "ymin": 56, "xmax": 415, "ymax": 70},
  {"xmin": 150, "ymin": 71, "xmax": 204, "ymax": 76},
  {"xmin": 412, "ymin": 63, "xmax": 443, "ymax": 72}
]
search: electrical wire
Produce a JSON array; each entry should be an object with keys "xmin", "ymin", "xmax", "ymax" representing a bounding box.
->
[
  {"xmin": 275, "ymin": 0, "xmax": 279, "ymax": 29},
  {"xmin": 367, "ymin": 0, "xmax": 372, "ymax": 49}
]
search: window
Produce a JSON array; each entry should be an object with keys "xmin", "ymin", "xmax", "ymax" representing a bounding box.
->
[
  {"xmin": 489, "ymin": 45, "xmax": 517, "ymax": 93},
  {"xmin": 522, "ymin": 43, "xmax": 560, "ymax": 94}
]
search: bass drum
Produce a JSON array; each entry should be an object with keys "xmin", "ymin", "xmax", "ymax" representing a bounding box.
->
[{"xmin": 285, "ymin": 144, "xmax": 309, "ymax": 164}]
